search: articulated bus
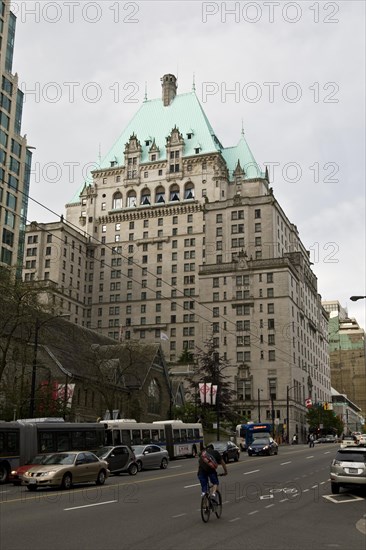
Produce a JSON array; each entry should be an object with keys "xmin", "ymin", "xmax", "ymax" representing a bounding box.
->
[
  {"xmin": 236, "ymin": 422, "xmax": 272, "ymax": 451},
  {"xmin": 101, "ymin": 419, "xmax": 204, "ymax": 459},
  {"xmin": 0, "ymin": 419, "xmax": 105, "ymax": 483}
]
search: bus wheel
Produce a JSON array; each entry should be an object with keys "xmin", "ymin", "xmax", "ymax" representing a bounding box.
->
[{"xmin": 0, "ymin": 463, "xmax": 9, "ymax": 484}]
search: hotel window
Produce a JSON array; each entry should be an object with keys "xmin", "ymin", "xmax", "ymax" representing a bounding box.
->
[
  {"xmin": 255, "ymin": 223, "xmax": 261, "ymax": 232},
  {"xmin": 184, "ymin": 183, "xmax": 194, "ymax": 200},
  {"xmin": 112, "ymin": 192, "xmax": 122, "ymax": 210},
  {"xmin": 255, "ymin": 209, "xmax": 261, "ymax": 218}
]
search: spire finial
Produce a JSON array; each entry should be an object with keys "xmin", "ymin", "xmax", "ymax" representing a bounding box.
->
[
  {"xmin": 144, "ymin": 81, "xmax": 148, "ymax": 102},
  {"xmin": 192, "ymin": 72, "xmax": 196, "ymax": 91},
  {"xmin": 98, "ymin": 143, "xmax": 102, "ymax": 166},
  {"xmin": 241, "ymin": 118, "xmax": 245, "ymax": 136}
]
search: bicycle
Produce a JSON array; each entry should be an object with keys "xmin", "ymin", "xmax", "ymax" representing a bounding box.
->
[{"xmin": 200, "ymin": 474, "xmax": 224, "ymax": 523}]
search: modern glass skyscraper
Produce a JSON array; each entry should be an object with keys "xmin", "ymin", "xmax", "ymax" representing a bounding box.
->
[{"xmin": 0, "ymin": 0, "xmax": 32, "ymax": 275}]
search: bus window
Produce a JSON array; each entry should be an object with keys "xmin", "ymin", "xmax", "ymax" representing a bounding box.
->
[
  {"xmin": 194, "ymin": 429, "xmax": 200, "ymax": 439},
  {"xmin": 173, "ymin": 429, "xmax": 180, "ymax": 443},
  {"xmin": 71, "ymin": 431, "xmax": 85, "ymax": 450},
  {"xmin": 131, "ymin": 429, "xmax": 142, "ymax": 445},
  {"xmin": 151, "ymin": 429, "xmax": 159, "ymax": 442},
  {"xmin": 39, "ymin": 432, "xmax": 55, "ymax": 452},
  {"xmin": 142, "ymin": 429, "xmax": 151, "ymax": 443},
  {"xmin": 121, "ymin": 430, "xmax": 131, "ymax": 445},
  {"xmin": 187, "ymin": 429, "xmax": 193, "ymax": 440},
  {"xmin": 159, "ymin": 430, "xmax": 165, "ymax": 443},
  {"xmin": 112, "ymin": 430, "xmax": 121, "ymax": 445},
  {"xmin": 56, "ymin": 433, "xmax": 70, "ymax": 451},
  {"xmin": 181, "ymin": 429, "xmax": 187, "ymax": 442}
]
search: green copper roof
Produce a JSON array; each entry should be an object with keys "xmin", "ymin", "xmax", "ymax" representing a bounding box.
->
[
  {"xmin": 222, "ymin": 136, "xmax": 265, "ymax": 180},
  {"xmin": 101, "ymin": 92, "xmax": 222, "ymax": 167},
  {"xmin": 69, "ymin": 90, "xmax": 264, "ymax": 203}
]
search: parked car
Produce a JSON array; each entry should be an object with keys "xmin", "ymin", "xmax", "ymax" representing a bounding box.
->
[
  {"xmin": 358, "ymin": 434, "xmax": 366, "ymax": 446},
  {"xmin": 208, "ymin": 441, "xmax": 240, "ymax": 463},
  {"xmin": 93, "ymin": 445, "xmax": 138, "ymax": 476},
  {"xmin": 248, "ymin": 437, "xmax": 278, "ymax": 456},
  {"xmin": 340, "ymin": 435, "xmax": 358, "ymax": 449},
  {"xmin": 21, "ymin": 451, "xmax": 109, "ymax": 491},
  {"xmin": 10, "ymin": 454, "xmax": 50, "ymax": 485},
  {"xmin": 132, "ymin": 444, "xmax": 169, "ymax": 471},
  {"xmin": 330, "ymin": 447, "xmax": 366, "ymax": 494}
]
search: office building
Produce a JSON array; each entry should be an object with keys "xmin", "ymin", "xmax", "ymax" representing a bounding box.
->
[{"xmin": 0, "ymin": 0, "xmax": 32, "ymax": 274}]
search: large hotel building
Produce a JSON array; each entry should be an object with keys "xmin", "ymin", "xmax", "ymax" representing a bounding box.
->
[
  {"xmin": 0, "ymin": 0, "xmax": 32, "ymax": 273},
  {"xmin": 24, "ymin": 74, "xmax": 331, "ymax": 438}
]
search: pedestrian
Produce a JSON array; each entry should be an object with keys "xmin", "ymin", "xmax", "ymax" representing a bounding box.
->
[{"xmin": 309, "ymin": 434, "xmax": 314, "ymax": 448}]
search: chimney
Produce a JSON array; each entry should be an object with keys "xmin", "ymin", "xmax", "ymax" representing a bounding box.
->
[{"xmin": 161, "ymin": 74, "xmax": 177, "ymax": 106}]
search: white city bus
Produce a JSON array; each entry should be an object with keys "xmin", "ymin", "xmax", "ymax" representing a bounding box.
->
[{"xmin": 100, "ymin": 419, "xmax": 204, "ymax": 459}]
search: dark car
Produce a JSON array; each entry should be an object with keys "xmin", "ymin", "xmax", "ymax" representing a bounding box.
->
[
  {"xmin": 93, "ymin": 445, "xmax": 138, "ymax": 476},
  {"xmin": 248, "ymin": 437, "xmax": 278, "ymax": 456},
  {"xmin": 209, "ymin": 441, "xmax": 240, "ymax": 463}
]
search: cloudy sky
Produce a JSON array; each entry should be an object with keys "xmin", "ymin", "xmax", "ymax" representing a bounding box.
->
[{"xmin": 10, "ymin": 0, "xmax": 366, "ymax": 328}]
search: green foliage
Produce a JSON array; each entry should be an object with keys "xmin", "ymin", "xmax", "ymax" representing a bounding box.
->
[
  {"xmin": 171, "ymin": 402, "xmax": 197, "ymax": 423},
  {"xmin": 188, "ymin": 338, "xmax": 236, "ymax": 429},
  {"xmin": 306, "ymin": 405, "xmax": 344, "ymax": 435}
]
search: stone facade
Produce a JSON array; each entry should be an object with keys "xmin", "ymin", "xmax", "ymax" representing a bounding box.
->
[{"xmin": 23, "ymin": 74, "xmax": 331, "ymax": 439}]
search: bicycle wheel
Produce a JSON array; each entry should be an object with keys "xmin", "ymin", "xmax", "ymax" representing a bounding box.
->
[
  {"xmin": 201, "ymin": 494, "xmax": 210, "ymax": 523},
  {"xmin": 214, "ymin": 490, "xmax": 222, "ymax": 519}
]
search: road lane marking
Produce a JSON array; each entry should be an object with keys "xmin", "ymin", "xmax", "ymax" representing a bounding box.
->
[
  {"xmin": 248, "ymin": 510, "xmax": 259, "ymax": 515},
  {"xmin": 303, "ymin": 489, "xmax": 309, "ymax": 492},
  {"xmin": 229, "ymin": 517, "xmax": 241, "ymax": 522},
  {"xmin": 243, "ymin": 470, "xmax": 260, "ymax": 475},
  {"xmin": 265, "ymin": 504, "xmax": 275, "ymax": 509},
  {"xmin": 169, "ymin": 465, "xmax": 182, "ymax": 469},
  {"xmin": 64, "ymin": 500, "xmax": 117, "ymax": 511},
  {"xmin": 172, "ymin": 513, "xmax": 187, "ymax": 518},
  {"xmin": 306, "ymin": 456, "xmax": 314, "ymax": 459},
  {"xmin": 184, "ymin": 483, "xmax": 200, "ymax": 489},
  {"xmin": 280, "ymin": 461, "xmax": 291, "ymax": 465}
]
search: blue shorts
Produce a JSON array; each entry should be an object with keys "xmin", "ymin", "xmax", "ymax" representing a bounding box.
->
[{"xmin": 198, "ymin": 470, "xmax": 219, "ymax": 494}]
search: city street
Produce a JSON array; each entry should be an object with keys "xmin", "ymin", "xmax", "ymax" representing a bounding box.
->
[{"xmin": 1, "ymin": 444, "xmax": 365, "ymax": 550}]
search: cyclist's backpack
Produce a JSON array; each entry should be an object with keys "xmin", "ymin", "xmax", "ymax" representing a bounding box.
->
[{"xmin": 200, "ymin": 450, "xmax": 218, "ymax": 470}]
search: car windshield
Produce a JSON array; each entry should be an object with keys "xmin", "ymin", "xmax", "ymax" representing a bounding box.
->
[
  {"xmin": 336, "ymin": 451, "xmax": 366, "ymax": 462},
  {"xmin": 93, "ymin": 447, "xmax": 113, "ymax": 458},
  {"xmin": 212, "ymin": 443, "xmax": 226, "ymax": 450},
  {"xmin": 252, "ymin": 439, "xmax": 269, "ymax": 445},
  {"xmin": 43, "ymin": 453, "xmax": 75, "ymax": 465},
  {"xmin": 132, "ymin": 446, "xmax": 146, "ymax": 454}
]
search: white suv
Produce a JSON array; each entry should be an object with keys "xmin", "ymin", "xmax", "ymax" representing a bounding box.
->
[{"xmin": 330, "ymin": 447, "xmax": 366, "ymax": 494}]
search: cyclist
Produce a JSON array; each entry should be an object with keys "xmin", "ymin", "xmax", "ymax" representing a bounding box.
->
[{"xmin": 197, "ymin": 443, "xmax": 227, "ymax": 499}]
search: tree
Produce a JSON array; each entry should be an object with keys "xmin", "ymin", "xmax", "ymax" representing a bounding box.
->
[
  {"xmin": 0, "ymin": 267, "xmax": 55, "ymax": 384},
  {"xmin": 306, "ymin": 405, "xmax": 344, "ymax": 436},
  {"xmin": 188, "ymin": 338, "xmax": 236, "ymax": 430}
]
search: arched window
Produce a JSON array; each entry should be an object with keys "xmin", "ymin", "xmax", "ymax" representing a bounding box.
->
[
  {"xmin": 169, "ymin": 184, "xmax": 180, "ymax": 202},
  {"xmin": 155, "ymin": 186, "xmax": 165, "ymax": 204},
  {"xmin": 140, "ymin": 188, "xmax": 151, "ymax": 206},
  {"xmin": 184, "ymin": 182, "xmax": 195, "ymax": 200},
  {"xmin": 127, "ymin": 191, "xmax": 137, "ymax": 208},
  {"xmin": 112, "ymin": 191, "xmax": 122, "ymax": 210},
  {"xmin": 147, "ymin": 378, "xmax": 161, "ymax": 414}
]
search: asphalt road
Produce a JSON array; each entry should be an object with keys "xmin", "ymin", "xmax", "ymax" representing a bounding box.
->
[{"xmin": 1, "ymin": 444, "xmax": 365, "ymax": 550}]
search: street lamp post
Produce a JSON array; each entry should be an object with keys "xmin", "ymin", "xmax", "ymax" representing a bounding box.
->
[
  {"xmin": 286, "ymin": 385, "xmax": 297, "ymax": 444},
  {"xmin": 258, "ymin": 388, "xmax": 263, "ymax": 423}
]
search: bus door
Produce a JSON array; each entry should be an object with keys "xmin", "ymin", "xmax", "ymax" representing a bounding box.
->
[{"xmin": 164, "ymin": 424, "xmax": 174, "ymax": 459}]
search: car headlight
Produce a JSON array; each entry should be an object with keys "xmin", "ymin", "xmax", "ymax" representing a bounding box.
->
[
  {"xmin": 263, "ymin": 446, "xmax": 269, "ymax": 450},
  {"xmin": 11, "ymin": 470, "xmax": 17, "ymax": 475}
]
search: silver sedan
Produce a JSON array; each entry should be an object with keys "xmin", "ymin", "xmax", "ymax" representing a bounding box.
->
[{"xmin": 132, "ymin": 444, "xmax": 169, "ymax": 471}]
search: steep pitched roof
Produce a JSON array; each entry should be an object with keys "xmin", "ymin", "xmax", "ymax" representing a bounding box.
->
[{"xmin": 70, "ymin": 86, "xmax": 264, "ymax": 203}]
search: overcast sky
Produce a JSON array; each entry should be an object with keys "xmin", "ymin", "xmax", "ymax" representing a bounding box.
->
[{"xmin": 10, "ymin": 0, "xmax": 366, "ymax": 329}]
